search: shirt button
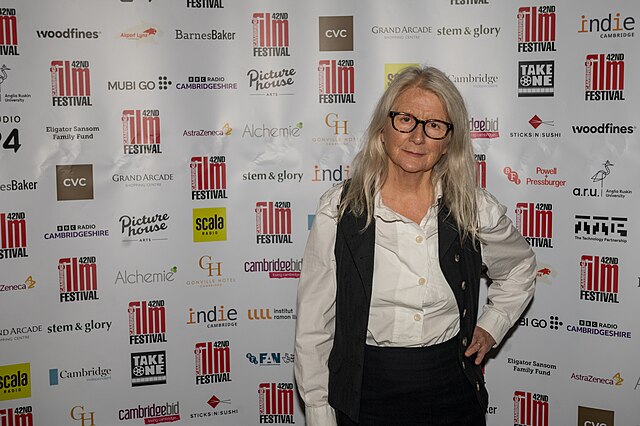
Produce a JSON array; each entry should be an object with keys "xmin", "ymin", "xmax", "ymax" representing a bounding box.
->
[
  {"xmin": 415, "ymin": 235, "xmax": 423, "ymax": 244},
  {"xmin": 461, "ymin": 281, "xmax": 466, "ymax": 290},
  {"xmin": 462, "ymin": 336, "xmax": 468, "ymax": 346},
  {"xmin": 454, "ymin": 254, "xmax": 460, "ymax": 262},
  {"xmin": 462, "ymin": 308, "xmax": 467, "ymax": 318},
  {"xmin": 461, "ymin": 360, "xmax": 466, "ymax": 369},
  {"xmin": 413, "ymin": 314, "xmax": 421, "ymax": 322},
  {"xmin": 418, "ymin": 277, "xmax": 426, "ymax": 286}
]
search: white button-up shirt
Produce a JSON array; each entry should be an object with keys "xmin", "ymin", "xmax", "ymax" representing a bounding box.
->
[{"xmin": 294, "ymin": 183, "xmax": 537, "ymax": 426}]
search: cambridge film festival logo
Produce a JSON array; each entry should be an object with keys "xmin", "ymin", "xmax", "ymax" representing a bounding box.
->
[
  {"xmin": 50, "ymin": 60, "xmax": 92, "ymax": 106},
  {"xmin": 190, "ymin": 156, "xmax": 228, "ymax": 200},
  {"xmin": 0, "ymin": 211, "xmax": 28, "ymax": 260},
  {"xmin": 252, "ymin": 12, "xmax": 290, "ymax": 57},
  {"xmin": 319, "ymin": 16, "xmax": 353, "ymax": 51},
  {"xmin": 0, "ymin": 405, "xmax": 33, "ymax": 425},
  {"xmin": 579, "ymin": 255, "xmax": 620, "ymax": 304},
  {"xmin": 258, "ymin": 383, "xmax": 295, "ymax": 424},
  {"xmin": 513, "ymin": 390, "xmax": 549, "ymax": 426},
  {"xmin": 584, "ymin": 53, "xmax": 625, "ymax": 101},
  {"xmin": 122, "ymin": 109, "xmax": 162, "ymax": 154},
  {"xmin": 56, "ymin": 164, "xmax": 94, "ymax": 201},
  {"xmin": 515, "ymin": 202, "xmax": 553, "ymax": 248},
  {"xmin": 318, "ymin": 59, "xmax": 355, "ymax": 103},
  {"xmin": 58, "ymin": 256, "xmax": 98, "ymax": 302},
  {"xmin": 0, "ymin": 8, "xmax": 19, "ymax": 55},
  {"xmin": 516, "ymin": 5, "xmax": 557, "ymax": 53}
]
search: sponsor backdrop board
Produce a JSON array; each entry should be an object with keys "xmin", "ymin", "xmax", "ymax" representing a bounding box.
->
[{"xmin": 0, "ymin": 1, "xmax": 638, "ymax": 425}]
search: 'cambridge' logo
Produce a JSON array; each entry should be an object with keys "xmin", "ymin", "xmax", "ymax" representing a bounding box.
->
[
  {"xmin": 0, "ymin": 363, "xmax": 31, "ymax": 401},
  {"xmin": 193, "ymin": 208, "xmax": 227, "ymax": 242}
]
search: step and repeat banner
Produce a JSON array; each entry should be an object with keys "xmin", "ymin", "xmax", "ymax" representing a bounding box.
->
[{"xmin": 1, "ymin": 1, "xmax": 638, "ymax": 425}]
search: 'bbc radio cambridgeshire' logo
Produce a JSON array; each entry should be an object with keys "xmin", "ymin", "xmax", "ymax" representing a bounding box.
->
[
  {"xmin": 193, "ymin": 208, "xmax": 227, "ymax": 242},
  {"xmin": 0, "ymin": 363, "xmax": 31, "ymax": 401}
]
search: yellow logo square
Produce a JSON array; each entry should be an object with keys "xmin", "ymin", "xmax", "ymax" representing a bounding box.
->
[
  {"xmin": 384, "ymin": 63, "xmax": 420, "ymax": 89},
  {"xmin": 0, "ymin": 363, "xmax": 31, "ymax": 401},
  {"xmin": 193, "ymin": 208, "xmax": 227, "ymax": 242}
]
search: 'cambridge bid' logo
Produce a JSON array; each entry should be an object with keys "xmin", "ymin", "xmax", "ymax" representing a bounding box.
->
[
  {"xmin": 193, "ymin": 208, "xmax": 227, "ymax": 242},
  {"xmin": 0, "ymin": 363, "xmax": 30, "ymax": 401}
]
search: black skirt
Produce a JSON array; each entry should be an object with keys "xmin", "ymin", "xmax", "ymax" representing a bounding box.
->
[{"xmin": 335, "ymin": 337, "xmax": 486, "ymax": 425}]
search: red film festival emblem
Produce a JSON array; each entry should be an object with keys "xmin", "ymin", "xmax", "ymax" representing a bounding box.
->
[
  {"xmin": 128, "ymin": 300, "xmax": 167, "ymax": 344},
  {"xmin": 580, "ymin": 255, "xmax": 619, "ymax": 303},
  {"xmin": 252, "ymin": 12, "xmax": 290, "ymax": 56},
  {"xmin": 515, "ymin": 202, "xmax": 553, "ymax": 248},
  {"xmin": 190, "ymin": 156, "xmax": 227, "ymax": 200},
  {"xmin": 58, "ymin": 257, "xmax": 98, "ymax": 302},
  {"xmin": 0, "ymin": 8, "xmax": 19, "ymax": 55},
  {"xmin": 585, "ymin": 53, "xmax": 625, "ymax": 101},
  {"xmin": 0, "ymin": 407, "xmax": 33, "ymax": 425},
  {"xmin": 0, "ymin": 212, "xmax": 28, "ymax": 259},
  {"xmin": 50, "ymin": 60, "xmax": 92, "ymax": 106},
  {"xmin": 258, "ymin": 383, "xmax": 294, "ymax": 424},
  {"xmin": 122, "ymin": 109, "xmax": 161, "ymax": 154},
  {"xmin": 195, "ymin": 341, "xmax": 231, "ymax": 384},
  {"xmin": 517, "ymin": 6, "xmax": 556, "ymax": 52},
  {"xmin": 318, "ymin": 59, "xmax": 355, "ymax": 103},
  {"xmin": 255, "ymin": 202, "xmax": 292, "ymax": 244},
  {"xmin": 513, "ymin": 390, "xmax": 549, "ymax": 426}
]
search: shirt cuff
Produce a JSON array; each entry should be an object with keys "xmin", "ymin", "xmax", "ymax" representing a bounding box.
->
[
  {"xmin": 476, "ymin": 308, "xmax": 512, "ymax": 347},
  {"xmin": 304, "ymin": 404, "xmax": 337, "ymax": 426}
]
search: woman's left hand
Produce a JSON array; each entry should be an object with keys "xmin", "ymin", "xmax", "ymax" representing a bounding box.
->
[{"xmin": 464, "ymin": 326, "xmax": 496, "ymax": 365}]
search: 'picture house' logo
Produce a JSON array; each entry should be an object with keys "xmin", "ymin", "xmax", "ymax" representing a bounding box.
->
[
  {"xmin": 515, "ymin": 202, "xmax": 553, "ymax": 248},
  {"xmin": 58, "ymin": 256, "xmax": 98, "ymax": 302},
  {"xmin": 255, "ymin": 201, "xmax": 292, "ymax": 244},
  {"xmin": 258, "ymin": 382, "xmax": 294, "ymax": 424},
  {"xmin": 128, "ymin": 300, "xmax": 167, "ymax": 344},
  {"xmin": 252, "ymin": 13, "xmax": 289, "ymax": 57},
  {"xmin": 584, "ymin": 53, "xmax": 625, "ymax": 101},
  {"xmin": 318, "ymin": 59, "xmax": 355, "ymax": 103},
  {"xmin": 0, "ymin": 212, "xmax": 28, "ymax": 260},
  {"xmin": 122, "ymin": 109, "xmax": 161, "ymax": 154},
  {"xmin": 0, "ymin": 8, "xmax": 19, "ymax": 55},
  {"xmin": 517, "ymin": 6, "xmax": 556, "ymax": 52},
  {"xmin": 580, "ymin": 255, "xmax": 620, "ymax": 304},
  {"xmin": 50, "ymin": 60, "xmax": 92, "ymax": 106},
  {"xmin": 190, "ymin": 156, "xmax": 227, "ymax": 200},
  {"xmin": 513, "ymin": 390, "xmax": 548, "ymax": 426},
  {"xmin": 195, "ymin": 341, "xmax": 231, "ymax": 384}
]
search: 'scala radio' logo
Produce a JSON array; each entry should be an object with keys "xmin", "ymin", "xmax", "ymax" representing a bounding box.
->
[
  {"xmin": 122, "ymin": 109, "xmax": 161, "ymax": 154},
  {"xmin": 58, "ymin": 256, "xmax": 98, "ymax": 302},
  {"xmin": 50, "ymin": 60, "xmax": 92, "ymax": 106},
  {"xmin": 190, "ymin": 156, "xmax": 227, "ymax": 200}
]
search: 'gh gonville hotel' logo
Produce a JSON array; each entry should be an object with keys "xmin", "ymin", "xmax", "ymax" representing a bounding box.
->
[
  {"xmin": 584, "ymin": 53, "xmax": 625, "ymax": 101},
  {"xmin": 50, "ymin": 60, "xmax": 92, "ymax": 106},
  {"xmin": 58, "ymin": 256, "xmax": 98, "ymax": 302},
  {"xmin": 190, "ymin": 156, "xmax": 227, "ymax": 200},
  {"xmin": 255, "ymin": 202, "xmax": 292, "ymax": 244},
  {"xmin": 0, "ymin": 8, "xmax": 19, "ymax": 55},
  {"xmin": 128, "ymin": 300, "xmax": 167, "ymax": 344},
  {"xmin": 252, "ymin": 12, "xmax": 290, "ymax": 57},
  {"xmin": 258, "ymin": 382, "xmax": 294, "ymax": 424},
  {"xmin": 318, "ymin": 59, "xmax": 355, "ymax": 103},
  {"xmin": 517, "ymin": 6, "xmax": 557, "ymax": 52},
  {"xmin": 122, "ymin": 109, "xmax": 161, "ymax": 154},
  {"xmin": 195, "ymin": 341, "xmax": 231, "ymax": 384},
  {"xmin": 515, "ymin": 202, "xmax": 553, "ymax": 248},
  {"xmin": 0, "ymin": 212, "xmax": 28, "ymax": 260},
  {"xmin": 580, "ymin": 255, "xmax": 620, "ymax": 304}
]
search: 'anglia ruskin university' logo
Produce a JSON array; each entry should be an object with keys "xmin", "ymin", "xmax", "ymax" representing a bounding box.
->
[
  {"xmin": 58, "ymin": 256, "xmax": 98, "ymax": 302},
  {"xmin": 122, "ymin": 109, "xmax": 161, "ymax": 154},
  {"xmin": 515, "ymin": 202, "xmax": 553, "ymax": 248},
  {"xmin": 517, "ymin": 6, "xmax": 557, "ymax": 52},
  {"xmin": 50, "ymin": 60, "xmax": 92, "ymax": 106},
  {"xmin": 128, "ymin": 300, "xmax": 167, "ymax": 344},
  {"xmin": 258, "ymin": 382, "xmax": 295, "ymax": 424},
  {"xmin": 252, "ymin": 12, "xmax": 290, "ymax": 57},
  {"xmin": 585, "ymin": 53, "xmax": 625, "ymax": 101},
  {"xmin": 255, "ymin": 202, "xmax": 292, "ymax": 244},
  {"xmin": 191, "ymin": 156, "xmax": 227, "ymax": 200},
  {"xmin": 0, "ymin": 212, "xmax": 28, "ymax": 260},
  {"xmin": 195, "ymin": 341, "xmax": 232, "ymax": 384},
  {"xmin": 0, "ymin": 8, "xmax": 19, "ymax": 55},
  {"xmin": 318, "ymin": 59, "xmax": 355, "ymax": 103},
  {"xmin": 580, "ymin": 255, "xmax": 620, "ymax": 304},
  {"xmin": 513, "ymin": 390, "xmax": 549, "ymax": 426}
]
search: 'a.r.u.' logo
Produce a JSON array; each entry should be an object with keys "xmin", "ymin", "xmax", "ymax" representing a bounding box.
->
[{"xmin": 70, "ymin": 405, "xmax": 95, "ymax": 426}]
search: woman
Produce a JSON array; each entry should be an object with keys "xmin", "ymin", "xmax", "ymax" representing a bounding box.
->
[{"xmin": 294, "ymin": 66, "xmax": 536, "ymax": 425}]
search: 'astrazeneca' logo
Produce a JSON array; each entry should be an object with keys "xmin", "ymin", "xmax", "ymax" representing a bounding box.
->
[
  {"xmin": 56, "ymin": 164, "xmax": 94, "ymax": 201},
  {"xmin": 503, "ymin": 165, "xmax": 566, "ymax": 188},
  {"xmin": 258, "ymin": 383, "xmax": 295, "ymax": 424},
  {"xmin": 0, "ymin": 405, "xmax": 32, "ymax": 424},
  {"xmin": 580, "ymin": 255, "xmax": 620, "ymax": 304},
  {"xmin": 128, "ymin": 300, "xmax": 167, "ymax": 344},
  {"xmin": 579, "ymin": 12, "xmax": 635, "ymax": 39},
  {"xmin": 184, "ymin": 122, "xmax": 232, "ymax": 138},
  {"xmin": 0, "ymin": 9, "xmax": 19, "ymax": 55},
  {"xmin": 119, "ymin": 24, "xmax": 161, "ymax": 43},
  {"xmin": 46, "ymin": 124, "xmax": 100, "ymax": 141},
  {"xmin": 131, "ymin": 350, "xmax": 166, "ymax": 387},
  {"xmin": 385, "ymin": 64, "xmax": 420, "ymax": 89},
  {"xmin": 247, "ymin": 67, "xmax": 296, "ymax": 95},
  {"xmin": 252, "ymin": 13, "xmax": 290, "ymax": 57},
  {"xmin": 246, "ymin": 352, "xmax": 294, "ymax": 367},
  {"xmin": 58, "ymin": 257, "xmax": 98, "ymax": 302},
  {"xmin": 577, "ymin": 406, "xmax": 615, "ymax": 426},
  {"xmin": 119, "ymin": 212, "xmax": 170, "ymax": 243},
  {"xmin": 175, "ymin": 28, "xmax": 235, "ymax": 41},
  {"xmin": 475, "ymin": 153, "xmax": 487, "ymax": 189},
  {"xmin": 319, "ymin": 16, "xmax": 353, "ymax": 51},
  {"xmin": 0, "ymin": 211, "xmax": 28, "ymax": 260},
  {"xmin": 507, "ymin": 357, "xmax": 557, "ymax": 377},
  {"xmin": 319, "ymin": 59, "xmax": 355, "ymax": 103},
  {"xmin": 115, "ymin": 266, "xmax": 177, "ymax": 285},
  {"xmin": 470, "ymin": 116, "xmax": 499, "ymax": 139},
  {"xmin": 244, "ymin": 257, "xmax": 302, "ymax": 279},
  {"xmin": 0, "ymin": 363, "xmax": 30, "ymax": 401},
  {"xmin": 191, "ymin": 156, "xmax": 227, "ymax": 200},
  {"xmin": 188, "ymin": 305, "xmax": 238, "ymax": 328},
  {"xmin": 518, "ymin": 61, "xmax": 554, "ymax": 97},
  {"xmin": 585, "ymin": 53, "xmax": 625, "ymax": 101},
  {"xmin": 49, "ymin": 366, "xmax": 112, "ymax": 385},
  {"xmin": 193, "ymin": 208, "xmax": 227, "ymax": 242},
  {"xmin": 119, "ymin": 401, "xmax": 180, "ymax": 423},
  {"xmin": 50, "ymin": 60, "xmax": 92, "ymax": 106},
  {"xmin": 176, "ymin": 75, "xmax": 237, "ymax": 90},
  {"xmin": 575, "ymin": 214, "xmax": 627, "ymax": 244},
  {"xmin": 513, "ymin": 390, "xmax": 548, "ymax": 426},
  {"xmin": 108, "ymin": 76, "xmax": 171, "ymax": 91},
  {"xmin": 195, "ymin": 341, "xmax": 232, "ymax": 384},
  {"xmin": 0, "ymin": 275, "xmax": 35, "ymax": 293},
  {"xmin": 515, "ymin": 202, "xmax": 553, "ymax": 248},
  {"xmin": 311, "ymin": 164, "xmax": 350, "ymax": 184},
  {"xmin": 571, "ymin": 371, "xmax": 623, "ymax": 387},
  {"xmin": 36, "ymin": 28, "xmax": 100, "ymax": 39},
  {"xmin": 256, "ymin": 202, "xmax": 292, "ymax": 244},
  {"xmin": 122, "ymin": 109, "xmax": 161, "ymax": 154},
  {"xmin": 517, "ymin": 6, "xmax": 556, "ymax": 52}
]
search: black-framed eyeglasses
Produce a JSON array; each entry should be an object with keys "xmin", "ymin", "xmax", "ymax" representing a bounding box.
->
[{"xmin": 389, "ymin": 111, "xmax": 453, "ymax": 140}]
